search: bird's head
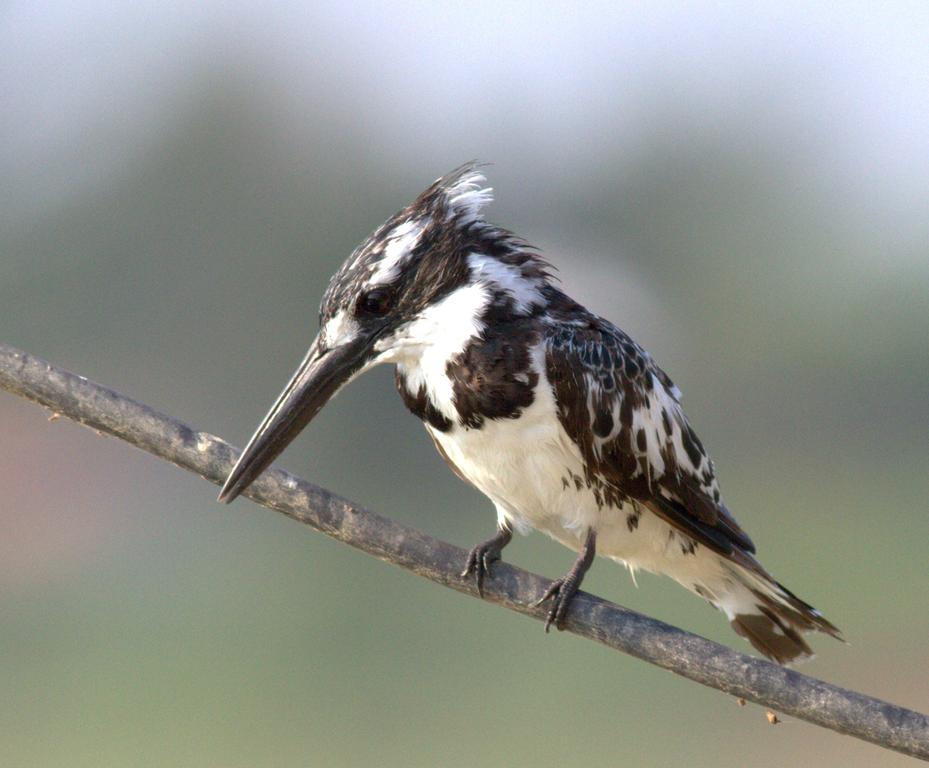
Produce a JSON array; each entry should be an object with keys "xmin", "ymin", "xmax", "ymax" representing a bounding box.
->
[{"xmin": 219, "ymin": 163, "xmax": 551, "ymax": 502}]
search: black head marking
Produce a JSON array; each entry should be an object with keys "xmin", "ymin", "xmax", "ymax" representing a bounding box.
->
[{"xmin": 317, "ymin": 163, "xmax": 551, "ymax": 343}]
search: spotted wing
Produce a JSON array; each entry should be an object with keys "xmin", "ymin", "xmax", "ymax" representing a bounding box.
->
[{"xmin": 544, "ymin": 316, "xmax": 755, "ymax": 555}]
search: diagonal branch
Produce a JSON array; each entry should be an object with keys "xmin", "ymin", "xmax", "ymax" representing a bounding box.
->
[{"xmin": 1, "ymin": 342, "xmax": 927, "ymax": 761}]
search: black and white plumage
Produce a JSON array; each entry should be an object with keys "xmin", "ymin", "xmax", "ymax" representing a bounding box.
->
[{"xmin": 220, "ymin": 163, "xmax": 841, "ymax": 663}]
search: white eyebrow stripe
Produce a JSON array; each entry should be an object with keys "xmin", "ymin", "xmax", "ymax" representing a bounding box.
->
[{"xmin": 369, "ymin": 218, "xmax": 428, "ymax": 286}]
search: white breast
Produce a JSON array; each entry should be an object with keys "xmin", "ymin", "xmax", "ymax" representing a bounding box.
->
[
  {"xmin": 419, "ymin": 346, "xmax": 607, "ymax": 547},
  {"xmin": 423, "ymin": 351, "xmax": 711, "ymax": 588},
  {"xmin": 428, "ymin": 350, "xmax": 591, "ymax": 536}
]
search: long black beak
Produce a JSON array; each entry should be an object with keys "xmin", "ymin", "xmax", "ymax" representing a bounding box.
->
[{"xmin": 218, "ymin": 334, "xmax": 370, "ymax": 503}]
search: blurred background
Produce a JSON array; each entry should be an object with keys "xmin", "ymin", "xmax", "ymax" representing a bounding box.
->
[{"xmin": 2, "ymin": 2, "xmax": 927, "ymax": 766}]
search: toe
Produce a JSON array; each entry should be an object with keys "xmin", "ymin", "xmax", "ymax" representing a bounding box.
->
[
  {"xmin": 461, "ymin": 545, "xmax": 482, "ymax": 579},
  {"xmin": 533, "ymin": 578, "xmax": 563, "ymax": 608}
]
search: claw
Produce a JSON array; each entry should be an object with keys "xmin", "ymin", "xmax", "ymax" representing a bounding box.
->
[
  {"xmin": 462, "ymin": 544, "xmax": 500, "ymax": 597},
  {"xmin": 461, "ymin": 548, "xmax": 489, "ymax": 597},
  {"xmin": 460, "ymin": 550, "xmax": 478, "ymax": 580},
  {"xmin": 534, "ymin": 578, "xmax": 569, "ymax": 632},
  {"xmin": 533, "ymin": 578, "xmax": 562, "ymax": 607},
  {"xmin": 534, "ymin": 528, "xmax": 597, "ymax": 633},
  {"xmin": 461, "ymin": 526, "xmax": 512, "ymax": 598}
]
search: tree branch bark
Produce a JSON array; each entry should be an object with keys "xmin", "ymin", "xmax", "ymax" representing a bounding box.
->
[{"xmin": 1, "ymin": 342, "xmax": 926, "ymax": 761}]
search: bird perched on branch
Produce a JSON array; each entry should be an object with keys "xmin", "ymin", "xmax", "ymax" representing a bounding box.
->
[{"xmin": 219, "ymin": 163, "xmax": 841, "ymax": 663}]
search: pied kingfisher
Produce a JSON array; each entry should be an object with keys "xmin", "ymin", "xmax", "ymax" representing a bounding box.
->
[{"xmin": 219, "ymin": 163, "xmax": 841, "ymax": 663}]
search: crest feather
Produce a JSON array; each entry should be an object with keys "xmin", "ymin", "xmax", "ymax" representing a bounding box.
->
[{"xmin": 435, "ymin": 162, "xmax": 494, "ymax": 223}]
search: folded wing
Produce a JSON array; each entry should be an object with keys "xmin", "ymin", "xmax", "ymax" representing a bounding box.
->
[{"xmin": 543, "ymin": 303, "xmax": 755, "ymax": 556}]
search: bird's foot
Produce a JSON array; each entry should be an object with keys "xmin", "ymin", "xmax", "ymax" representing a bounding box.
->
[
  {"xmin": 534, "ymin": 527, "xmax": 597, "ymax": 633},
  {"xmin": 534, "ymin": 576, "xmax": 580, "ymax": 632},
  {"xmin": 461, "ymin": 526, "xmax": 512, "ymax": 597}
]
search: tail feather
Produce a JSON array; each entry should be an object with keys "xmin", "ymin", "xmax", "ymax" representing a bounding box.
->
[
  {"xmin": 714, "ymin": 552, "xmax": 843, "ymax": 664},
  {"xmin": 730, "ymin": 611, "xmax": 813, "ymax": 664}
]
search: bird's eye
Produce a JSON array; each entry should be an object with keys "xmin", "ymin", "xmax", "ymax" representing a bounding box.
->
[{"xmin": 357, "ymin": 287, "xmax": 394, "ymax": 316}]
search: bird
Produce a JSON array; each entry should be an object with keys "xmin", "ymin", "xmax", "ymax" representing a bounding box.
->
[{"xmin": 218, "ymin": 162, "xmax": 841, "ymax": 663}]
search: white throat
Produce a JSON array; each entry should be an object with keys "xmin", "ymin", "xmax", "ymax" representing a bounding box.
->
[
  {"xmin": 368, "ymin": 252, "xmax": 543, "ymax": 422},
  {"xmin": 375, "ymin": 282, "xmax": 490, "ymax": 420}
]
